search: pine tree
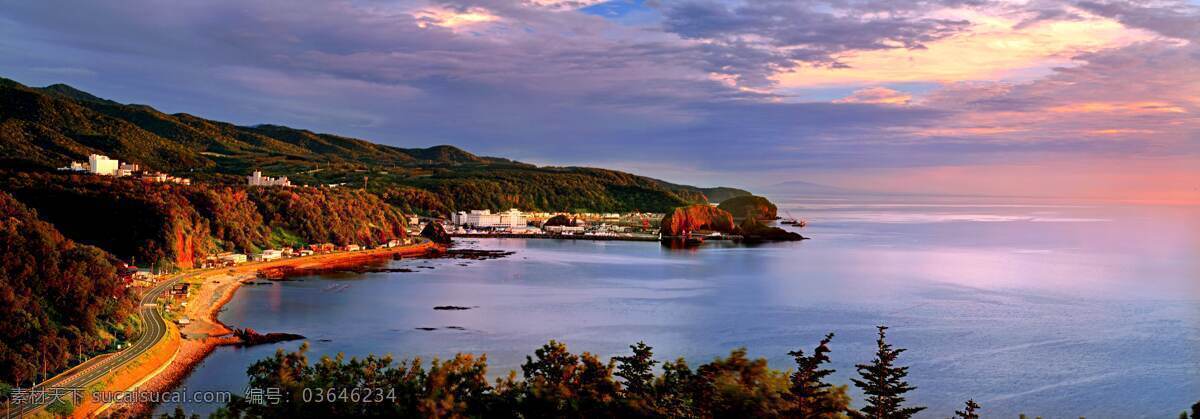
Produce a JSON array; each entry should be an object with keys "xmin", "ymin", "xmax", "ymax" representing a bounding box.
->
[
  {"xmin": 851, "ymin": 325, "xmax": 925, "ymax": 419},
  {"xmin": 614, "ymin": 341, "xmax": 658, "ymax": 397},
  {"xmin": 954, "ymin": 399, "xmax": 981, "ymax": 419},
  {"xmin": 787, "ymin": 332, "xmax": 845, "ymax": 417}
]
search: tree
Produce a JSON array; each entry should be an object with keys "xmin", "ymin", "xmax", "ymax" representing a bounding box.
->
[
  {"xmin": 614, "ymin": 342, "xmax": 657, "ymax": 398},
  {"xmin": 851, "ymin": 326, "xmax": 925, "ymax": 419},
  {"xmin": 519, "ymin": 340, "xmax": 620, "ymax": 416},
  {"xmin": 954, "ymin": 399, "xmax": 981, "ymax": 419},
  {"xmin": 46, "ymin": 398, "xmax": 75, "ymax": 417},
  {"xmin": 787, "ymin": 332, "xmax": 848, "ymax": 418}
]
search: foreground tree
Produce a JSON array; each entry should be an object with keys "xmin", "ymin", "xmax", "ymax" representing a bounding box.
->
[
  {"xmin": 613, "ymin": 341, "xmax": 658, "ymax": 415},
  {"xmin": 851, "ymin": 326, "xmax": 926, "ymax": 419},
  {"xmin": 954, "ymin": 399, "xmax": 981, "ymax": 419},
  {"xmin": 787, "ymin": 332, "xmax": 850, "ymax": 418}
]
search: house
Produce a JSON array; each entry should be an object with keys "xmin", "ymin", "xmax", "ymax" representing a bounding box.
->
[
  {"xmin": 343, "ymin": 244, "xmax": 361, "ymax": 252},
  {"xmin": 299, "ymin": 249, "xmax": 315, "ymax": 257},
  {"xmin": 261, "ymin": 249, "xmax": 283, "ymax": 261},
  {"xmin": 221, "ymin": 253, "xmax": 248, "ymax": 264},
  {"xmin": 309, "ymin": 243, "xmax": 334, "ymax": 253},
  {"xmin": 133, "ymin": 269, "xmax": 155, "ymax": 281},
  {"xmin": 170, "ymin": 283, "xmax": 190, "ymax": 298}
]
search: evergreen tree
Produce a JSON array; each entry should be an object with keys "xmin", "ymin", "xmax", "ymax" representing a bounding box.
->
[
  {"xmin": 954, "ymin": 399, "xmax": 981, "ymax": 419},
  {"xmin": 851, "ymin": 326, "xmax": 925, "ymax": 419},
  {"xmin": 614, "ymin": 341, "xmax": 658, "ymax": 397},
  {"xmin": 787, "ymin": 332, "xmax": 846, "ymax": 417}
]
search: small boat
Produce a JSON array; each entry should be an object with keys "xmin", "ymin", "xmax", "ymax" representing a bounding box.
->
[{"xmin": 780, "ymin": 210, "xmax": 807, "ymax": 228}]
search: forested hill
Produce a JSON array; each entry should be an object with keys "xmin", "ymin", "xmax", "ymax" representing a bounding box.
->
[
  {"xmin": 0, "ymin": 77, "xmax": 750, "ymax": 213},
  {"xmin": 0, "ymin": 191, "xmax": 138, "ymax": 386}
]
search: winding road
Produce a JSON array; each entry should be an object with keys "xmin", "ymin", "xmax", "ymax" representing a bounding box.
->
[{"xmin": 5, "ymin": 274, "xmax": 184, "ymax": 418}]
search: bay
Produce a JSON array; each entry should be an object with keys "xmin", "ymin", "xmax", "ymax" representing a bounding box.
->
[{"xmin": 159, "ymin": 197, "xmax": 1200, "ymax": 418}]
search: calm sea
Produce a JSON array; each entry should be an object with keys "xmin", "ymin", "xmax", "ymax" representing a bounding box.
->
[{"xmin": 159, "ymin": 196, "xmax": 1200, "ymax": 418}]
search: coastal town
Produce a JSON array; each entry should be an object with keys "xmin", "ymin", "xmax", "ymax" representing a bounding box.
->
[
  {"xmin": 55, "ymin": 154, "xmax": 744, "ymax": 249},
  {"xmin": 50, "ymin": 155, "xmax": 757, "ymax": 291},
  {"xmin": 2, "ymin": 150, "xmax": 808, "ymax": 416}
]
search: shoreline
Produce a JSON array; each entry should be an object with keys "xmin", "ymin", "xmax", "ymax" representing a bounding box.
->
[{"xmin": 115, "ymin": 240, "xmax": 444, "ymax": 416}]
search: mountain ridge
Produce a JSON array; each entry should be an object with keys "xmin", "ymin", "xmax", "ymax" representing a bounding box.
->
[{"xmin": 0, "ymin": 77, "xmax": 750, "ymax": 213}]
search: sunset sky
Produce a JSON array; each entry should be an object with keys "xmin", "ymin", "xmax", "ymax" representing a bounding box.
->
[{"xmin": 1, "ymin": 0, "xmax": 1197, "ymax": 203}]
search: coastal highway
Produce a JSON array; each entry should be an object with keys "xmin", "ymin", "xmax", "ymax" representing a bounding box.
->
[{"xmin": 5, "ymin": 274, "xmax": 184, "ymax": 418}]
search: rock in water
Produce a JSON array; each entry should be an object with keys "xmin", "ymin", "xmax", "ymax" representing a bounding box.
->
[
  {"xmin": 232, "ymin": 328, "xmax": 304, "ymax": 346},
  {"xmin": 660, "ymin": 205, "xmax": 737, "ymax": 236},
  {"xmin": 738, "ymin": 216, "xmax": 807, "ymax": 242},
  {"xmin": 421, "ymin": 221, "xmax": 452, "ymax": 244}
]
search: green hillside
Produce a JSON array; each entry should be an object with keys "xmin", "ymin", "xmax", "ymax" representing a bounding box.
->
[{"xmin": 0, "ymin": 77, "xmax": 750, "ymax": 213}]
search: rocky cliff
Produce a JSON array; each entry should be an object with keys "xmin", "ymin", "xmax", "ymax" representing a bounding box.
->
[{"xmin": 660, "ymin": 205, "xmax": 737, "ymax": 236}]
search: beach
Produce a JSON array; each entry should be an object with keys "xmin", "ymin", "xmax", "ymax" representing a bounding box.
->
[{"xmin": 109, "ymin": 240, "xmax": 444, "ymax": 416}]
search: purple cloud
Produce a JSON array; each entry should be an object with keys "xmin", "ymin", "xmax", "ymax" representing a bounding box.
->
[{"xmin": 0, "ymin": 0, "xmax": 1195, "ymax": 192}]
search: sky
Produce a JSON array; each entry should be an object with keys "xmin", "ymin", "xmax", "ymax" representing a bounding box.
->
[{"xmin": 0, "ymin": 0, "xmax": 1197, "ymax": 203}]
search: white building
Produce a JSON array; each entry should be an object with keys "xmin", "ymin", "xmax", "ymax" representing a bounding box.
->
[
  {"xmin": 116, "ymin": 162, "xmax": 138, "ymax": 177},
  {"xmin": 452, "ymin": 209, "xmax": 527, "ymax": 230},
  {"xmin": 261, "ymin": 249, "xmax": 283, "ymax": 261},
  {"xmin": 60, "ymin": 161, "xmax": 89, "ymax": 172},
  {"xmin": 88, "ymin": 154, "xmax": 119, "ymax": 176},
  {"xmin": 545, "ymin": 225, "xmax": 586, "ymax": 234},
  {"xmin": 221, "ymin": 253, "xmax": 248, "ymax": 264},
  {"xmin": 247, "ymin": 170, "xmax": 292, "ymax": 187}
]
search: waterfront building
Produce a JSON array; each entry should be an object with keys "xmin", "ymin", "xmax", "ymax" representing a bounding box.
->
[
  {"xmin": 545, "ymin": 225, "xmax": 586, "ymax": 234},
  {"xmin": 452, "ymin": 209, "xmax": 528, "ymax": 230},
  {"xmin": 247, "ymin": 170, "xmax": 293, "ymax": 187},
  {"xmin": 261, "ymin": 249, "xmax": 283, "ymax": 261}
]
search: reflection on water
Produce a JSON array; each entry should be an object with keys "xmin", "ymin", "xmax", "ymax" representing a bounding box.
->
[{"xmin": 161, "ymin": 198, "xmax": 1200, "ymax": 418}]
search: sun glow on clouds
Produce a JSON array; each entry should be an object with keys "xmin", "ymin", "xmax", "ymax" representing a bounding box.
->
[
  {"xmin": 835, "ymin": 87, "xmax": 912, "ymax": 105},
  {"xmin": 773, "ymin": 8, "xmax": 1156, "ymax": 87},
  {"xmin": 414, "ymin": 6, "xmax": 499, "ymax": 29},
  {"xmin": 1047, "ymin": 102, "xmax": 1189, "ymax": 114}
]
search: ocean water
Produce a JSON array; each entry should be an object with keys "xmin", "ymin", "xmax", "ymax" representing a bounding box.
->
[{"xmin": 159, "ymin": 197, "xmax": 1200, "ymax": 418}]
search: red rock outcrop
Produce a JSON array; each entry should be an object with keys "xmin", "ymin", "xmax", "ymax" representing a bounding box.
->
[{"xmin": 660, "ymin": 205, "xmax": 737, "ymax": 236}]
